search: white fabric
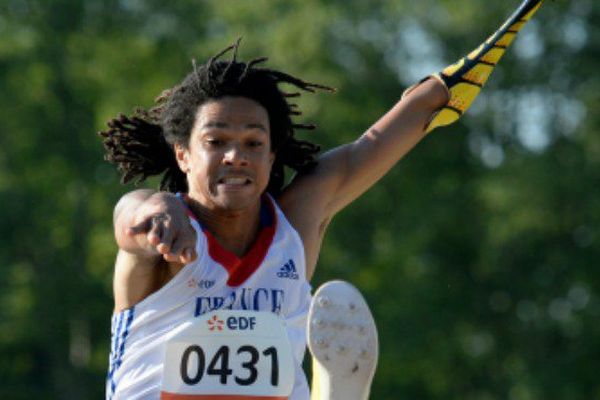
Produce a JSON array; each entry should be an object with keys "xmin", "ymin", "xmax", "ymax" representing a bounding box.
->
[{"xmin": 106, "ymin": 199, "xmax": 311, "ymax": 400}]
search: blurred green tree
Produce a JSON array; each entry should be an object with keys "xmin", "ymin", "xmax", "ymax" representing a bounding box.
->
[{"xmin": 0, "ymin": 0, "xmax": 597, "ymax": 399}]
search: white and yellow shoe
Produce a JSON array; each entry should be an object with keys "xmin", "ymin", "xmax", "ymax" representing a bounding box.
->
[
  {"xmin": 405, "ymin": 0, "xmax": 545, "ymax": 133},
  {"xmin": 308, "ymin": 281, "xmax": 378, "ymax": 400}
]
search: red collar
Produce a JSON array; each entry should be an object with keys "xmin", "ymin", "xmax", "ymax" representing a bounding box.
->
[{"xmin": 178, "ymin": 194, "xmax": 277, "ymax": 287}]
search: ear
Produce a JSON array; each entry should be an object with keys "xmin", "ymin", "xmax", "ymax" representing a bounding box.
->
[{"xmin": 174, "ymin": 143, "xmax": 190, "ymax": 174}]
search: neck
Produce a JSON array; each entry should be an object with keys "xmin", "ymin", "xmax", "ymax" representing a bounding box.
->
[{"xmin": 187, "ymin": 198, "xmax": 263, "ymax": 258}]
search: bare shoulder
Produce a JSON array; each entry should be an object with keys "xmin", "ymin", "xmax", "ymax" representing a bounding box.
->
[
  {"xmin": 279, "ymin": 147, "xmax": 348, "ymax": 218},
  {"xmin": 278, "ymin": 160, "xmax": 342, "ymax": 279},
  {"xmin": 279, "ymin": 169, "xmax": 330, "ymax": 231}
]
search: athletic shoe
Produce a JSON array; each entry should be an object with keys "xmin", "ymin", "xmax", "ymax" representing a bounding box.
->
[
  {"xmin": 308, "ymin": 281, "xmax": 378, "ymax": 400},
  {"xmin": 405, "ymin": 0, "xmax": 545, "ymax": 133}
]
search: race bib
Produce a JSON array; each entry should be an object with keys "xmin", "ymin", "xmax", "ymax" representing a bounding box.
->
[{"xmin": 161, "ymin": 310, "xmax": 294, "ymax": 399}]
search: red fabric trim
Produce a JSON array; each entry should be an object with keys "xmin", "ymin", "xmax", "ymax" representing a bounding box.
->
[
  {"xmin": 180, "ymin": 194, "xmax": 277, "ymax": 287},
  {"xmin": 224, "ymin": 223, "xmax": 276, "ymax": 287},
  {"xmin": 161, "ymin": 393, "xmax": 287, "ymax": 400}
]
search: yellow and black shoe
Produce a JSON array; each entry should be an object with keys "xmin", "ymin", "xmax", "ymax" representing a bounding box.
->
[{"xmin": 421, "ymin": 0, "xmax": 545, "ymax": 133}]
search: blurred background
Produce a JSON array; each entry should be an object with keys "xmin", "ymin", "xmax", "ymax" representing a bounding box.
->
[{"xmin": 0, "ymin": 0, "xmax": 598, "ymax": 398}]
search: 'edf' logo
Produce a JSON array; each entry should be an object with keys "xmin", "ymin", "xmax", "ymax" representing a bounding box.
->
[
  {"xmin": 207, "ymin": 314, "xmax": 257, "ymax": 332},
  {"xmin": 226, "ymin": 315, "xmax": 257, "ymax": 331}
]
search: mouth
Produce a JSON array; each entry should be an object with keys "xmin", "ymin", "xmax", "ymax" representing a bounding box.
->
[{"xmin": 217, "ymin": 176, "xmax": 253, "ymax": 186}]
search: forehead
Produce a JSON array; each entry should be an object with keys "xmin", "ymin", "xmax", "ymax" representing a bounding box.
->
[{"xmin": 194, "ymin": 96, "xmax": 269, "ymax": 128}]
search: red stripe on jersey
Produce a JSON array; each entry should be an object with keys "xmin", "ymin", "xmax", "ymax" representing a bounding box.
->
[{"xmin": 178, "ymin": 194, "xmax": 277, "ymax": 287}]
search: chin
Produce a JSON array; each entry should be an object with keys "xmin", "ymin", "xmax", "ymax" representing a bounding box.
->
[{"xmin": 216, "ymin": 193, "xmax": 260, "ymax": 211}]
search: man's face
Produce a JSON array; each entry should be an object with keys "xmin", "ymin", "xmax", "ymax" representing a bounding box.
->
[{"xmin": 175, "ymin": 96, "xmax": 275, "ymax": 213}]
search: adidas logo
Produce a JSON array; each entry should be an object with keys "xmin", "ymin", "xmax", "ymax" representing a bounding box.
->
[{"xmin": 277, "ymin": 259, "xmax": 299, "ymax": 280}]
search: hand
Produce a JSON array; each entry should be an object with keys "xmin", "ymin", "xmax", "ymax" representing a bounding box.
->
[{"xmin": 126, "ymin": 193, "xmax": 198, "ymax": 264}]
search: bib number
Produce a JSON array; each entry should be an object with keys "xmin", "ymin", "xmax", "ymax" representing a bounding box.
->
[
  {"xmin": 179, "ymin": 344, "xmax": 278, "ymax": 387},
  {"xmin": 161, "ymin": 311, "xmax": 294, "ymax": 399}
]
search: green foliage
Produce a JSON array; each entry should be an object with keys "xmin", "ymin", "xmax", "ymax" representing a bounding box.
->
[{"xmin": 0, "ymin": 0, "xmax": 598, "ymax": 398}]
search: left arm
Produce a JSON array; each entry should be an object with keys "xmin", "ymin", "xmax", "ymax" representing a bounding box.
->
[
  {"xmin": 314, "ymin": 77, "xmax": 448, "ymax": 216},
  {"xmin": 281, "ymin": 0, "xmax": 545, "ymax": 278},
  {"xmin": 283, "ymin": 77, "xmax": 447, "ymax": 216},
  {"xmin": 280, "ymin": 77, "xmax": 448, "ymax": 277}
]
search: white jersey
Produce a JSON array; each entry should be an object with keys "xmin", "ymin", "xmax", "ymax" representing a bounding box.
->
[{"xmin": 106, "ymin": 196, "xmax": 312, "ymax": 400}]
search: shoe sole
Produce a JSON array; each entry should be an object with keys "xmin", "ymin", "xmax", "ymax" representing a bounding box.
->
[{"xmin": 307, "ymin": 280, "xmax": 378, "ymax": 400}]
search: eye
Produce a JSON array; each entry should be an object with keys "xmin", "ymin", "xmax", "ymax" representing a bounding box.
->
[
  {"xmin": 206, "ymin": 138, "xmax": 224, "ymax": 147},
  {"xmin": 248, "ymin": 140, "xmax": 264, "ymax": 148}
]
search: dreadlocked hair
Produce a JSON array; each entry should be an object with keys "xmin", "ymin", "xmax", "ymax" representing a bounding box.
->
[{"xmin": 99, "ymin": 39, "xmax": 334, "ymax": 195}]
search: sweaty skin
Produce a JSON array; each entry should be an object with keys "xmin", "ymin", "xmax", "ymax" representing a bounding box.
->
[{"xmin": 112, "ymin": 77, "xmax": 449, "ymax": 312}]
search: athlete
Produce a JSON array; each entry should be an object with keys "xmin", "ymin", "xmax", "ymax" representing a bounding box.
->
[{"xmin": 100, "ymin": 1, "xmax": 544, "ymax": 398}]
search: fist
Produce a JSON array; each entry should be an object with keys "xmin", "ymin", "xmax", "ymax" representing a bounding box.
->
[{"xmin": 126, "ymin": 194, "xmax": 198, "ymax": 264}]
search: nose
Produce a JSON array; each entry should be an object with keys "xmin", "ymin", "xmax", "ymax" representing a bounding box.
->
[{"xmin": 223, "ymin": 144, "xmax": 249, "ymax": 166}]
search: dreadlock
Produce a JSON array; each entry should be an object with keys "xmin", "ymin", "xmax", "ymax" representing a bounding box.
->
[{"xmin": 99, "ymin": 39, "xmax": 334, "ymax": 195}]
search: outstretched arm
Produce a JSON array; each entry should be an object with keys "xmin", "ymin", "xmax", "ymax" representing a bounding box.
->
[
  {"xmin": 283, "ymin": 77, "xmax": 448, "ymax": 219},
  {"xmin": 112, "ymin": 189, "xmax": 197, "ymax": 311},
  {"xmin": 287, "ymin": 0, "xmax": 545, "ymax": 220},
  {"xmin": 282, "ymin": 0, "xmax": 545, "ymax": 279},
  {"xmin": 281, "ymin": 78, "xmax": 448, "ymax": 278},
  {"xmin": 315, "ymin": 77, "xmax": 448, "ymax": 216}
]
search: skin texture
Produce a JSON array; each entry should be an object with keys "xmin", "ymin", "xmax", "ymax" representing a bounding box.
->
[{"xmin": 112, "ymin": 77, "xmax": 449, "ymax": 312}]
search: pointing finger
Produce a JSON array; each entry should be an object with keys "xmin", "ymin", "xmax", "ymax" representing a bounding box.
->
[
  {"xmin": 147, "ymin": 215, "xmax": 166, "ymax": 247},
  {"xmin": 156, "ymin": 221, "xmax": 174, "ymax": 255}
]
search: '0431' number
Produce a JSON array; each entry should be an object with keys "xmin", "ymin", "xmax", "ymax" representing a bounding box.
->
[{"xmin": 180, "ymin": 345, "xmax": 279, "ymax": 387}]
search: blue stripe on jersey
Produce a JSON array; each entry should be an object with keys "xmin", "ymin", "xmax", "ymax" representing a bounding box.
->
[
  {"xmin": 107, "ymin": 313, "xmax": 122, "ymax": 400},
  {"xmin": 116, "ymin": 308, "xmax": 135, "ymax": 368},
  {"xmin": 106, "ymin": 307, "xmax": 135, "ymax": 400},
  {"xmin": 111, "ymin": 313, "xmax": 123, "ymax": 362},
  {"xmin": 107, "ymin": 313, "xmax": 124, "ymax": 385}
]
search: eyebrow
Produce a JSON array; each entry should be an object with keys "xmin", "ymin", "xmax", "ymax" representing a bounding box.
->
[
  {"xmin": 202, "ymin": 121, "xmax": 268, "ymax": 132},
  {"xmin": 246, "ymin": 123, "xmax": 268, "ymax": 132}
]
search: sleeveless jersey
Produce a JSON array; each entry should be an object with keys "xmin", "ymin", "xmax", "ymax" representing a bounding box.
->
[{"xmin": 106, "ymin": 196, "xmax": 312, "ymax": 400}]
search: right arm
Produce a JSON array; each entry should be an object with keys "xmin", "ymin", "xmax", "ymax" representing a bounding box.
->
[{"xmin": 112, "ymin": 189, "xmax": 197, "ymax": 312}]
